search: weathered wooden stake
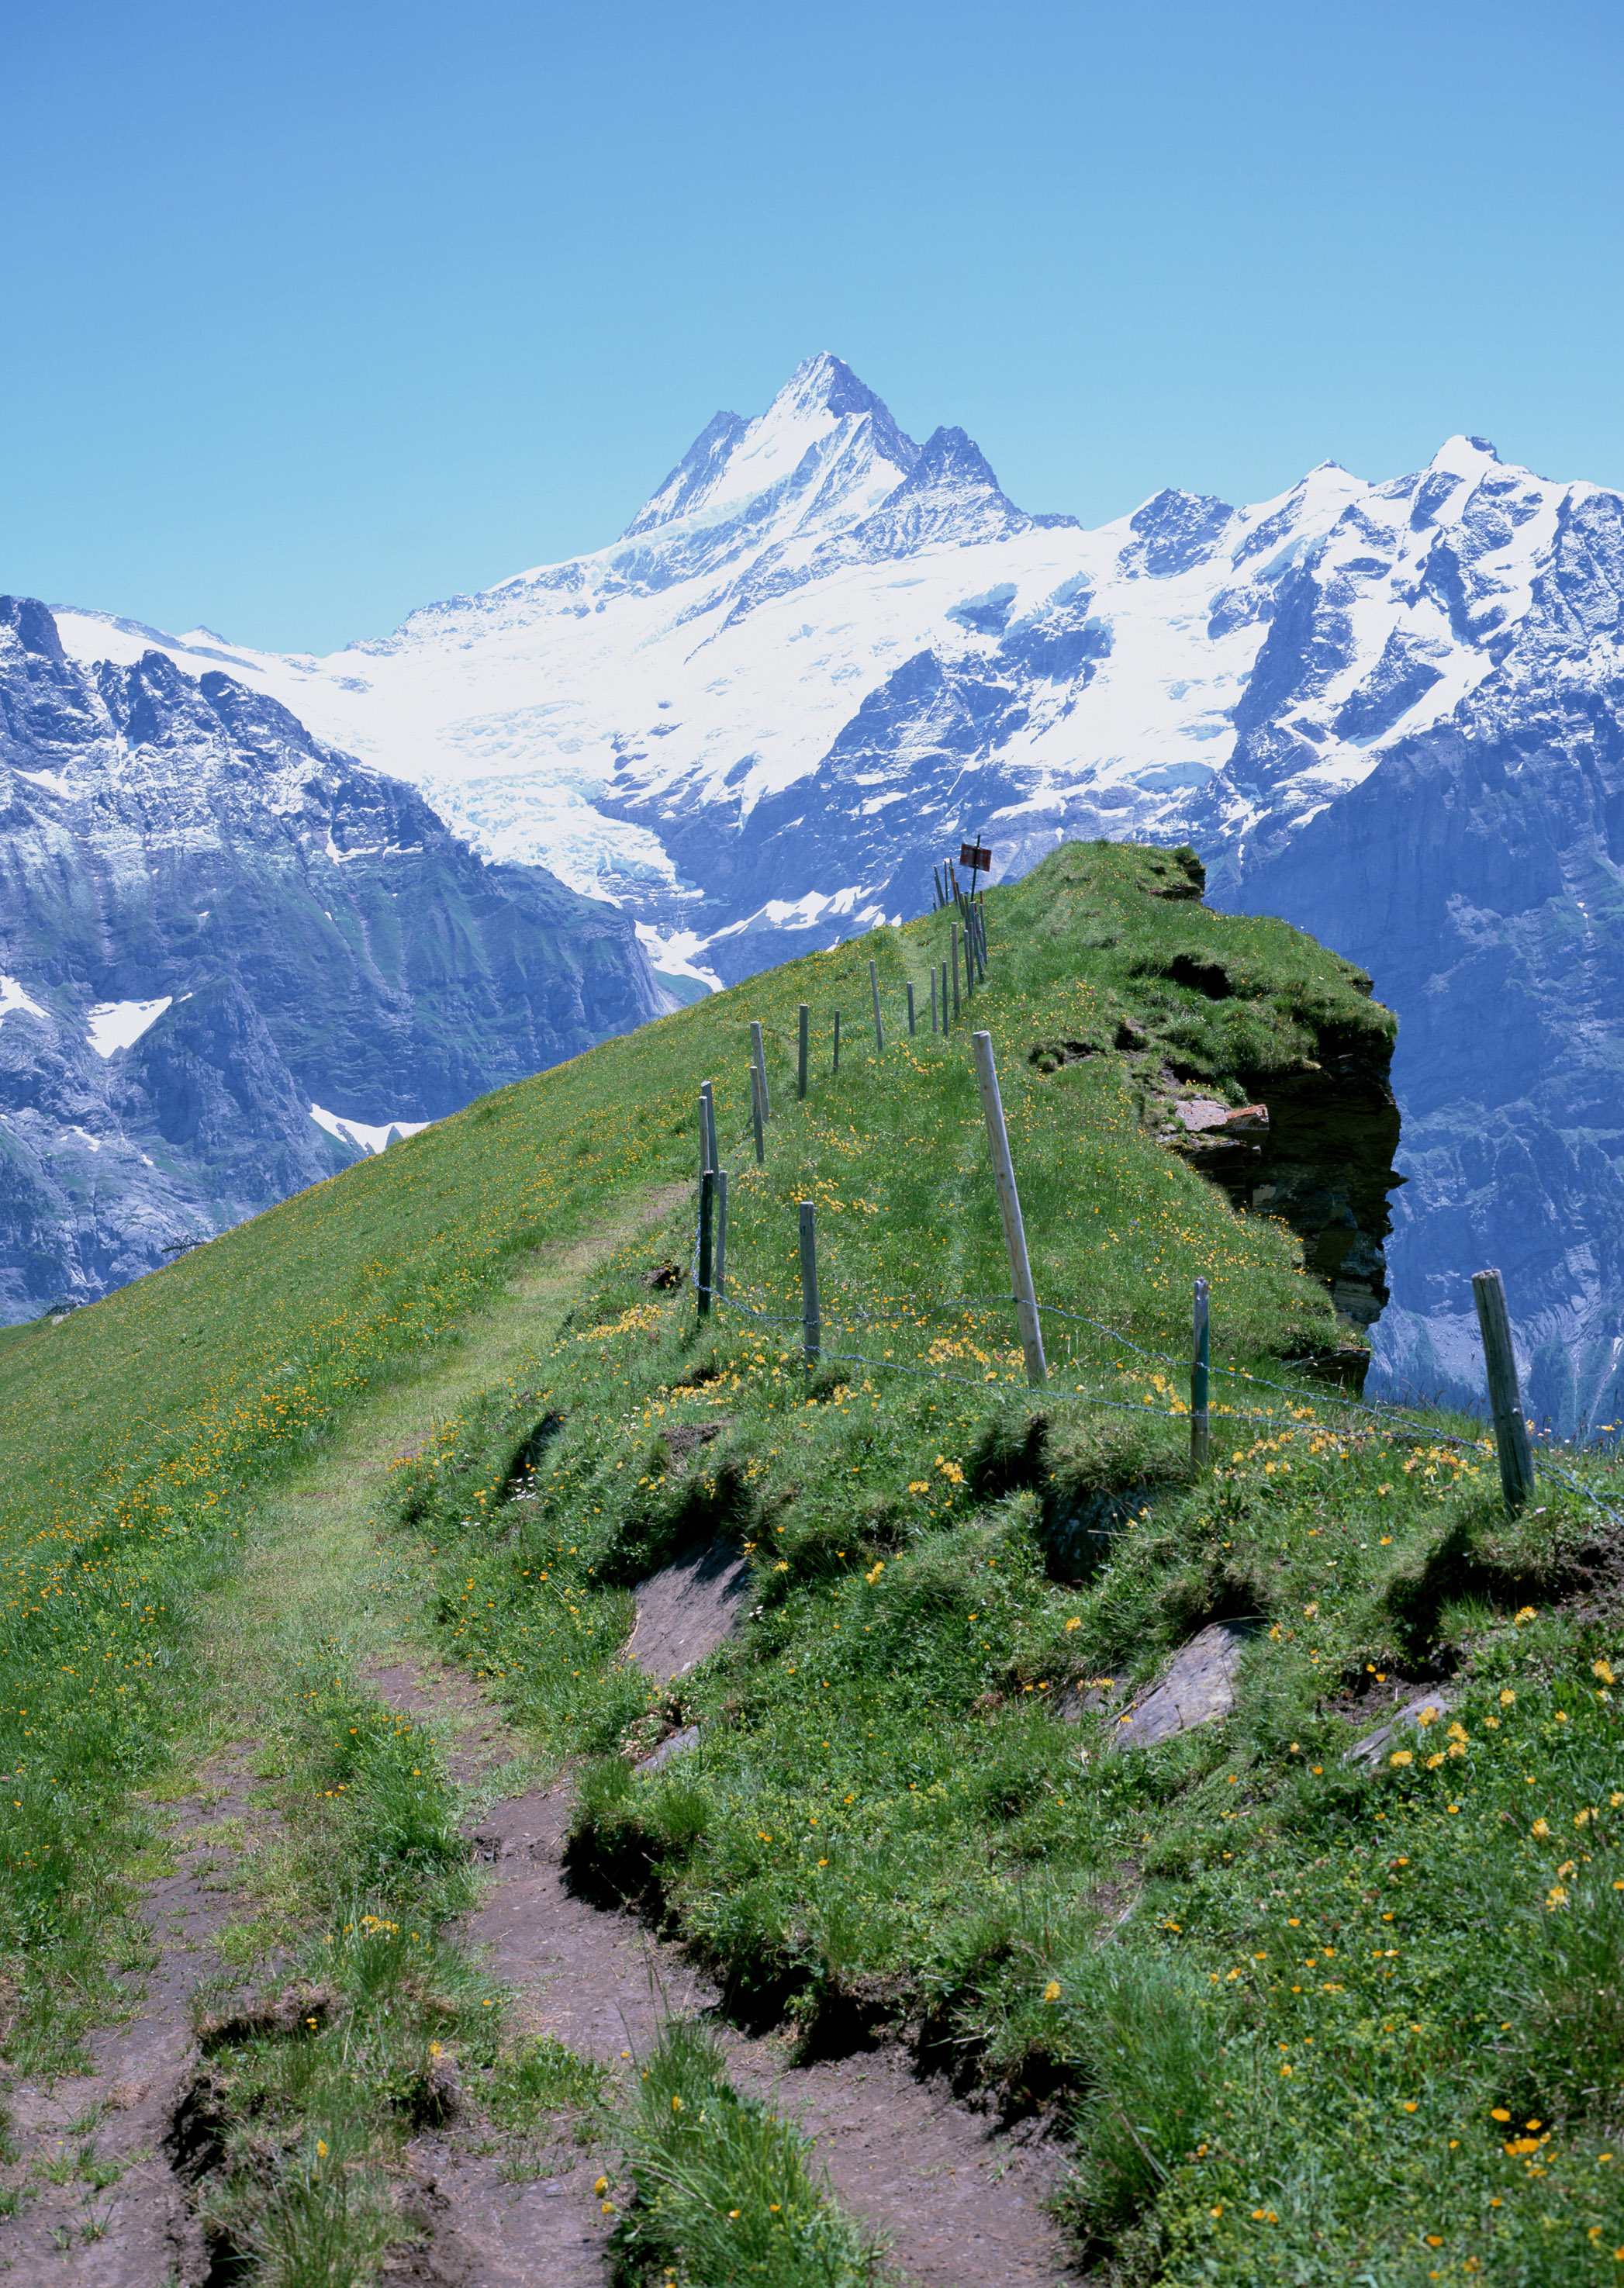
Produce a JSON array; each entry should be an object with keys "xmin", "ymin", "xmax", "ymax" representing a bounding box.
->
[
  {"xmin": 833, "ymin": 1009, "xmax": 841, "ymax": 1074},
  {"xmin": 751, "ymin": 1020, "xmax": 771, "ymax": 1120},
  {"xmin": 697, "ymin": 1089, "xmax": 713, "ymax": 1175},
  {"xmin": 970, "ymin": 1032, "xmax": 1046, "ymax": 1388},
  {"xmin": 797, "ymin": 1002, "xmax": 809, "ymax": 1099},
  {"xmin": 1191, "ymin": 1277, "xmax": 1210, "ymax": 1468},
  {"xmin": 714, "ymin": 1169, "xmax": 728, "ymax": 1302},
  {"xmin": 951, "ymin": 925, "xmax": 962, "ymax": 1020},
  {"xmin": 798, "ymin": 1202, "xmax": 821, "ymax": 1364},
  {"xmin": 696, "ymin": 1170, "xmax": 714, "ymax": 1319},
  {"xmin": 700, "ymin": 1080, "xmax": 718, "ymax": 1175},
  {"xmin": 930, "ymin": 969, "xmax": 938, "ymax": 1035},
  {"xmin": 1472, "ymin": 1268, "xmax": 1536, "ymax": 1512},
  {"xmin": 869, "ymin": 959, "xmax": 884, "ymax": 1052},
  {"xmin": 750, "ymin": 1060, "xmax": 765, "ymax": 1165},
  {"xmin": 907, "ymin": 982, "xmax": 917, "ymax": 1036},
  {"xmin": 940, "ymin": 960, "xmax": 949, "ymax": 1037},
  {"xmin": 933, "ymin": 865, "xmax": 943, "ymax": 909}
]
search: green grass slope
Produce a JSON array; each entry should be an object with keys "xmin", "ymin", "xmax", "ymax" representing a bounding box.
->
[{"xmin": 1, "ymin": 839, "xmax": 1620, "ymax": 2285}]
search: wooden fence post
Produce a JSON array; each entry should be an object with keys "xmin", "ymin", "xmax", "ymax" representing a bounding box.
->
[
  {"xmin": 1191, "ymin": 1277, "xmax": 1210, "ymax": 1468},
  {"xmin": 970, "ymin": 1032, "xmax": 1047, "ymax": 1388},
  {"xmin": 714, "ymin": 1170, "xmax": 727, "ymax": 1302},
  {"xmin": 907, "ymin": 982, "xmax": 917, "ymax": 1037},
  {"xmin": 798, "ymin": 1202, "xmax": 821, "ymax": 1364},
  {"xmin": 697, "ymin": 1089, "xmax": 712, "ymax": 1175},
  {"xmin": 952, "ymin": 926, "xmax": 962, "ymax": 1021},
  {"xmin": 833, "ymin": 1010, "xmax": 841, "ymax": 1075},
  {"xmin": 931, "ymin": 970, "xmax": 938, "ymax": 1035},
  {"xmin": 1472, "ymin": 1268, "xmax": 1536, "ymax": 1511},
  {"xmin": 869, "ymin": 959, "xmax": 884, "ymax": 1052},
  {"xmin": 751, "ymin": 1021, "xmax": 770, "ymax": 1120},
  {"xmin": 700, "ymin": 1081, "xmax": 717, "ymax": 1175},
  {"xmin": 797, "ymin": 1003, "xmax": 809, "ymax": 1100},
  {"xmin": 940, "ymin": 961, "xmax": 949, "ymax": 1037},
  {"xmin": 697, "ymin": 1170, "xmax": 714, "ymax": 1319},
  {"xmin": 750, "ymin": 1061, "xmax": 765, "ymax": 1165}
]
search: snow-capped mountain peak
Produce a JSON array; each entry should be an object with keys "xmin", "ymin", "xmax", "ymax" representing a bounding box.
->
[
  {"xmin": 620, "ymin": 351, "xmax": 919, "ymax": 546},
  {"xmin": 42, "ymin": 359, "xmax": 1606, "ymax": 995}
]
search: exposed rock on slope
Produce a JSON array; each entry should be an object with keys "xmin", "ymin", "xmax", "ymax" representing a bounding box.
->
[{"xmin": 0, "ymin": 598, "xmax": 665, "ymax": 1320}]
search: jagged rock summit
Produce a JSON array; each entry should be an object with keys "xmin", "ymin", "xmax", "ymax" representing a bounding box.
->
[{"xmin": 46, "ymin": 357, "xmax": 1624, "ymax": 1423}]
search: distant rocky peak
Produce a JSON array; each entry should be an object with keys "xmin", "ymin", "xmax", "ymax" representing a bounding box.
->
[
  {"xmin": 620, "ymin": 410, "xmax": 751, "ymax": 539},
  {"xmin": 1429, "ymin": 433, "xmax": 1504, "ymax": 479},
  {"xmin": 620, "ymin": 353, "xmax": 919, "ymax": 542},
  {"xmin": 0, "ymin": 594, "xmax": 67, "ymax": 666},
  {"xmin": 1121, "ymin": 488, "xmax": 1237, "ymax": 578},
  {"xmin": 843, "ymin": 424, "xmax": 1030, "ymax": 559},
  {"xmin": 778, "ymin": 350, "xmax": 893, "ymax": 424}
]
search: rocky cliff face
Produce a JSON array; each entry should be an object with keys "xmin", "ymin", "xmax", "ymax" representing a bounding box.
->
[
  {"xmin": 0, "ymin": 598, "xmax": 667, "ymax": 1321},
  {"xmin": 1212, "ymin": 683, "xmax": 1624, "ymax": 1431},
  {"xmin": 1208, "ymin": 487, "xmax": 1624, "ymax": 1427}
]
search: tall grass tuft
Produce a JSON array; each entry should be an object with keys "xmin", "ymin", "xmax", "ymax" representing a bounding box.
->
[{"xmin": 610, "ymin": 2019, "xmax": 883, "ymax": 2287}]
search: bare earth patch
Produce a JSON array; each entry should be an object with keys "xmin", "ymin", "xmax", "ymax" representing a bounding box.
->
[
  {"xmin": 371, "ymin": 1648, "xmax": 1080, "ymax": 2286},
  {"xmin": 0, "ymin": 1747, "xmax": 269, "ymax": 2283}
]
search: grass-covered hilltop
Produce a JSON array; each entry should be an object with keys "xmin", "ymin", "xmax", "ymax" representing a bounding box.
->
[{"xmin": 0, "ymin": 840, "xmax": 1619, "ymax": 2286}]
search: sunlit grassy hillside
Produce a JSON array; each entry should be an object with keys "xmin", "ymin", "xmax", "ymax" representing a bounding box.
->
[{"xmin": 2, "ymin": 839, "xmax": 1619, "ymax": 2284}]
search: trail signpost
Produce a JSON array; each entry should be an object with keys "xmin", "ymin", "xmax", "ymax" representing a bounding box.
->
[{"xmin": 959, "ymin": 839, "xmax": 992, "ymax": 876}]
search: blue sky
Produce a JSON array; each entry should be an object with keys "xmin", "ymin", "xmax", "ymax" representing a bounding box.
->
[{"xmin": 5, "ymin": 0, "xmax": 1621, "ymax": 654}]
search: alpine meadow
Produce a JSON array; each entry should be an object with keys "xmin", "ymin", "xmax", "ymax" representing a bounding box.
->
[{"xmin": 0, "ymin": 842, "xmax": 1620, "ymax": 2286}]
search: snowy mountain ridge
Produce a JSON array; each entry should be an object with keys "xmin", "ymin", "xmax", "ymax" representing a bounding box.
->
[{"xmin": 53, "ymin": 356, "xmax": 1583, "ymax": 990}]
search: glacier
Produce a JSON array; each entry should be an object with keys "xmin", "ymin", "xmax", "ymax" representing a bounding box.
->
[{"xmin": 45, "ymin": 353, "xmax": 1624, "ymax": 1428}]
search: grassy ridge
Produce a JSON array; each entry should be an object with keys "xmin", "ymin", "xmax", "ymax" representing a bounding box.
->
[{"xmin": 5, "ymin": 838, "xmax": 1619, "ymax": 2283}]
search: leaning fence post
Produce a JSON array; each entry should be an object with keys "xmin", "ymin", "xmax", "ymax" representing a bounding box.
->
[
  {"xmin": 749, "ymin": 1062, "xmax": 765, "ymax": 1166},
  {"xmin": 798, "ymin": 1202, "xmax": 821, "ymax": 1364},
  {"xmin": 907, "ymin": 982, "xmax": 917, "ymax": 1037},
  {"xmin": 1472, "ymin": 1268, "xmax": 1536, "ymax": 1512},
  {"xmin": 952, "ymin": 926, "xmax": 962, "ymax": 1021},
  {"xmin": 697, "ymin": 1170, "xmax": 715, "ymax": 1319},
  {"xmin": 751, "ymin": 1021, "xmax": 771, "ymax": 1120},
  {"xmin": 797, "ymin": 1003, "xmax": 809, "ymax": 1100},
  {"xmin": 1191, "ymin": 1277, "xmax": 1210, "ymax": 1467},
  {"xmin": 970, "ymin": 1032, "xmax": 1047, "ymax": 1388},
  {"xmin": 833, "ymin": 1010, "xmax": 841, "ymax": 1074},
  {"xmin": 869, "ymin": 959, "xmax": 884, "ymax": 1052},
  {"xmin": 714, "ymin": 1170, "xmax": 728, "ymax": 1303}
]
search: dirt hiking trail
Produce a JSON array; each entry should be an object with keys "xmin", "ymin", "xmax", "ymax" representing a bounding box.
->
[{"xmin": 0, "ymin": 1184, "xmax": 1076, "ymax": 2285}]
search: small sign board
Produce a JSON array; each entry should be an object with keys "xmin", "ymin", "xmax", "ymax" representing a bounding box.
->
[{"xmin": 959, "ymin": 840, "xmax": 992, "ymax": 873}]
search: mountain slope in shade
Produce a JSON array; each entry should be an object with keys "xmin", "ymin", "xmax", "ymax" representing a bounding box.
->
[
  {"xmin": 0, "ymin": 597, "xmax": 666, "ymax": 1320},
  {"xmin": 47, "ymin": 357, "xmax": 1624, "ymax": 1425}
]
